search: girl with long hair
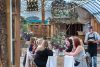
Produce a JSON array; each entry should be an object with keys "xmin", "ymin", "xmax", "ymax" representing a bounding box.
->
[{"xmin": 65, "ymin": 36, "xmax": 87, "ymax": 67}]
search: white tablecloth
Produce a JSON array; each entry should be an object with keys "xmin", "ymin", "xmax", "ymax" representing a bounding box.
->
[
  {"xmin": 46, "ymin": 55, "xmax": 74, "ymax": 67},
  {"xmin": 25, "ymin": 48, "xmax": 34, "ymax": 67},
  {"xmin": 64, "ymin": 55, "xmax": 74, "ymax": 67},
  {"xmin": 46, "ymin": 56, "xmax": 57, "ymax": 67}
]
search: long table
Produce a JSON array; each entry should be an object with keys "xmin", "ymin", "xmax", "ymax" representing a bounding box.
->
[{"xmin": 46, "ymin": 55, "xmax": 74, "ymax": 67}]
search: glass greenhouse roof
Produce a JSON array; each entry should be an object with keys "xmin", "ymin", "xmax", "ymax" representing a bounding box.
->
[
  {"xmin": 21, "ymin": 0, "xmax": 100, "ymax": 23},
  {"xmin": 49, "ymin": 0, "xmax": 100, "ymax": 23},
  {"xmin": 80, "ymin": 0, "xmax": 100, "ymax": 22}
]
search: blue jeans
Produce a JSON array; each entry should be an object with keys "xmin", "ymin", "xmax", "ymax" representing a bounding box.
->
[{"xmin": 91, "ymin": 56, "xmax": 97, "ymax": 67}]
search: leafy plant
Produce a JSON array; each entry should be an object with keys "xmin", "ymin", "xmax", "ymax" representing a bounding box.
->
[{"xmin": 51, "ymin": 32, "xmax": 66, "ymax": 51}]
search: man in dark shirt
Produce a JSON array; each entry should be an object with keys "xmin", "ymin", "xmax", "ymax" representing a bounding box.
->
[{"xmin": 84, "ymin": 26, "xmax": 100, "ymax": 67}]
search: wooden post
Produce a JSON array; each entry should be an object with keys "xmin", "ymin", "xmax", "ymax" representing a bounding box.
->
[
  {"xmin": 42, "ymin": 0, "xmax": 45, "ymax": 23},
  {"xmin": 14, "ymin": 0, "xmax": 20, "ymax": 67},
  {"xmin": 6, "ymin": 0, "xmax": 11, "ymax": 67}
]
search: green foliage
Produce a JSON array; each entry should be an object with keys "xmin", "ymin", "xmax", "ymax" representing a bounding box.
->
[
  {"xmin": 51, "ymin": 32, "xmax": 65, "ymax": 47},
  {"xmin": 20, "ymin": 16, "xmax": 29, "ymax": 32},
  {"xmin": 21, "ymin": 24, "xmax": 28, "ymax": 32}
]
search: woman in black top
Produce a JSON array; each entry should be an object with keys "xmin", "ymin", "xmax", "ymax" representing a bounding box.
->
[
  {"xmin": 34, "ymin": 40, "xmax": 53, "ymax": 67},
  {"xmin": 65, "ymin": 38, "xmax": 73, "ymax": 52}
]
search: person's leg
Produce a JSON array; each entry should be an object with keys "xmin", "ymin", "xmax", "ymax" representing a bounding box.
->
[
  {"xmin": 0, "ymin": 59, "xmax": 2, "ymax": 67},
  {"xmin": 87, "ymin": 46, "xmax": 92, "ymax": 67},
  {"xmin": 87, "ymin": 53, "xmax": 92, "ymax": 67},
  {"xmin": 92, "ymin": 56, "xmax": 97, "ymax": 67},
  {"xmin": 36, "ymin": 65, "xmax": 45, "ymax": 67},
  {"xmin": 23, "ymin": 54, "xmax": 27, "ymax": 67},
  {"xmin": 90, "ymin": 57, "xmax": 92, "ymax": 67},
  {"xmin": 29, "ymin": 59, "xmax": 31, "ymax": 67}
]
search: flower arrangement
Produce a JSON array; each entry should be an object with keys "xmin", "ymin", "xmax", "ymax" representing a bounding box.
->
[{"xmin": 51, "ymin": 32, "xmax": 66, "ymax": 52}]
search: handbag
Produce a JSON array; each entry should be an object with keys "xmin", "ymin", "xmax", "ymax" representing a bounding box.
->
[{"xmin": 74, "ymin": 60, "xmax": 80, "ymax": 66}]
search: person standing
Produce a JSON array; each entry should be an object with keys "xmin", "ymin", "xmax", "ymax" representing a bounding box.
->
[
  {"xmin": 24, "ymin": 37, "xmax": 37, "ymax": 67},
  {"xmin": 84, "ymin": 26, "xmax": 100, "ymax": 67},
  {"xmin": 34, "ymin": 40, "xmax": 53, "ymax": 67}
]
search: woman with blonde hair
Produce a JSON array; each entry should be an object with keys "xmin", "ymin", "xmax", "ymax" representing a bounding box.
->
[
  {"xmin": 34, "ymin": 40, "xmax": 53, "ymax": 67},
  {"xmin": 65, "ymin": 36, "xmax": 87, "ymax": 67}
]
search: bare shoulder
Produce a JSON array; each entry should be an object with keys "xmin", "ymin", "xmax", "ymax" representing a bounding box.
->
[{"xmin": 77, "ymin": 46, "xmax": 83, "ymax": 50}]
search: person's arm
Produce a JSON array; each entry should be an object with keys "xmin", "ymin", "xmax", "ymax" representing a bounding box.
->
[
  {"xmin": 94, "ymin": 32, "xmax": 100, "ymax": 43},
  {"xmin": 32, "ymin": 45, "xmax": 36, "ymax": 53},
  {"xmin": 65, "ymin": 46, "xmax": 82, "ymax": 56},
  {"xmin": 35, "ymin": 46, "xmax": 41, "ymax": 53}
]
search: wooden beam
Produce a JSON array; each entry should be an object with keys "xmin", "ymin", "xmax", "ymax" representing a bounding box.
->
[{"xmin": 42, "ymin": 0, "xmax": 45, "ymax": 23}]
